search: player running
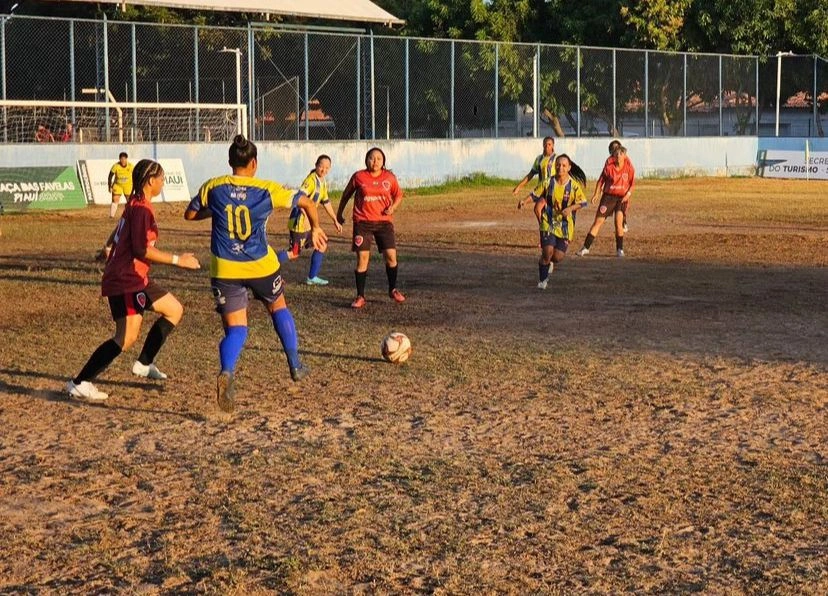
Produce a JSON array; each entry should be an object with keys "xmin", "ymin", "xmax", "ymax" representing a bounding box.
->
[
  {"xmin": 184, "ymin": 135, "xmax": 327, "ymax": 413},
  {"xmin": 66, "ymin": 159, "xmax": 201, "ymax": 402},
  {"xmin": 576, "ymin": 144, "xmax": 635, "ymax": 258},
  {"xmin": 277, "ymin": 154, "xmax": 342, "ymax": 285},
  {"xmin": 513, "ymin": 136, "xmax": 556, "ymax": 210},
  {"xmin": 534, "ymin": 154, "xmax": 588, "ymax": 289},
  {"xmin": 108, "ymin": 152, "xmax": 134, "ymax": 218},
  {"xmin": 337, "ymin": 147, "xmax": 405, "ymax": 309}
]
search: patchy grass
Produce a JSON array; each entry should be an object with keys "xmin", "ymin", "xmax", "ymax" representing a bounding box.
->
[{"xmin": 0, "ymin": 177, "xmax": 827, "ymax": 592}]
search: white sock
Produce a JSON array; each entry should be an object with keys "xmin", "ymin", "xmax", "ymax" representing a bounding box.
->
[{"xmin": 109, "ymin": 202, "xmax": 118, "ymax": 218}]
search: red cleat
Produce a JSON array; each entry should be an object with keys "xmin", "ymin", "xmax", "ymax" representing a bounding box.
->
[
  {"xmin": 351, "ymin": 296, "xmax": 367, "ymax": 309},
  {"xmin": 390, "ymin": 289, "xmax": 406, "ymax": 303}
]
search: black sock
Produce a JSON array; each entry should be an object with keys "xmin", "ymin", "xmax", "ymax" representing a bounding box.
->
[
  {"xmin": 138, "ymin": 317, "xmax": 176, "ymax": 365},
  {"xmin": 616, "ymin": 236, "xmax": 624, "ymax": 251},
  {"xmin": 386, "ymin": 265, "xmax": 398, "ymax": 292},
  {"xmin": 355, "ymin": 270, "xmax": 367, "ymax": 297},
  {"xmin": 584, "ymin": 233, "xmax": 595, "ymax": 249},
  {"xmin": 74, "ymin": 339, "xmax": 122, "ymax": 384}
]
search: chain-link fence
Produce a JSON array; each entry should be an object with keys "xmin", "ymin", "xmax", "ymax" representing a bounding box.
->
[{"xmin": 1, "ymin": 13, "xmax": 826, "ymax": 143}]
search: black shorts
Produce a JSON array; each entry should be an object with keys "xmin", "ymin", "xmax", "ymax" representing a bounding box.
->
[
  {"xmin": 107, "ymin": 281, "xmax": 167, "ymax": 320},
  {"xmin": 211, "ymin": 272, "xmax": 285, "ymax": 315},
  {"xmin": 597, "ymin": 193, "xmax": 627, "ymax": 217},
  {"xmin": 352, "ymin": 220, "xmax": 396, "ymax": 252},
  {"xmin": 288, "ymin": 231, "xmax": 312, "ymax": 257}
]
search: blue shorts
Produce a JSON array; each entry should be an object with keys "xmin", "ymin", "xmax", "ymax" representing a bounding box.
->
[
  {"xmin": 210, "ymin": 272, "xmax": 285, "ymax": 314},
  {"xmin": 540, "ymin": 232, "xmax": 569, "ymax": 252}
]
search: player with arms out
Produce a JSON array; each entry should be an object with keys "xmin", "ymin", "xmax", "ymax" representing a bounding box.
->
[
  {"xmin": 513, "ymin": 136, "xmax": 556, "ymax": 210},
  {"xmin": 336, "ymin": 147, "xmax": 405, "ymax": 309},
  {"xmin": 277, "ymin": 154, "xmax": 342, "ymax": 285},
  {"xmin": 534, "ymin": 154, "xmax": 588, "ymax": 289},
  {"xmin": 108, "ymin": 152, "xmax": 134, "ymax": 219},
  {"xmin": 66, "ymin": 159, "xmax": 201, "ymax": 402},
  {"xmin": 184, "ymin": 135, "xmax": 328, "ymax": 413},
  {"xmin": 576, "ymin": 144, "xmax": 635, "ymax": 258}
]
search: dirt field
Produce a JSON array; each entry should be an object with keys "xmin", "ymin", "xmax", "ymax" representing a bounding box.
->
[{"xmin": 0, "ymin": 177, "xmax": 826, "ymax": 593}]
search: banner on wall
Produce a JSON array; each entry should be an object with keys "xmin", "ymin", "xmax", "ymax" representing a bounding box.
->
[
  {"xmin": 0, "ymin": 166, "xmax": 86, "ymax": 212},
  {"xmin": 77, "ymin": 158, "xmax": 191, "ymax": 204},
  {"xmin": 756, "ymin": 149, "xmax": 828, "ymax": 180}
]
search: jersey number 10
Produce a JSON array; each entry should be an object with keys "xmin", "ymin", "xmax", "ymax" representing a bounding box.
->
[{"xmin": 225, "ymin": 205, "xmax": 252, "ymax": 240}]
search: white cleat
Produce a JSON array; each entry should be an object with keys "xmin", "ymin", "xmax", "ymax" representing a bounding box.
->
[
  {"xmin": 132, "ymin": 361, "xmax": 168, "ymax": 380},
  {"xmin": 66, "ymin": 380, "xmax": 109, "ymax": 403},
  {"xmin": 537, "ymin": 279, "xmax": 548, "ymax": 290},
  {"xmin": 576, "ymin": 247, "xmax": 589, "ymax": 257},
  {"xmin": 616, "ymin": 249, "xmax": 625, "ymax": 258}
]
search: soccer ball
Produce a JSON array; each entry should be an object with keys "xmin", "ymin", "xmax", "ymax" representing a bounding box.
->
[{"xmin": 381, "ymin": 332, "xmax": 412, "ymax": 364}]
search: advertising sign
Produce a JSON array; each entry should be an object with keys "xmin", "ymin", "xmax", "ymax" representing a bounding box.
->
[
  {"xmin": 757, "ymin": 150, "xmax": 828, "ymax": 180},
  {"xmin": 0, "ymin": 166, "xmax": 87, "ymax": 212},
  {"xmin": 77, "ymin": 158, "xmax": 191, "ymax": 204}
]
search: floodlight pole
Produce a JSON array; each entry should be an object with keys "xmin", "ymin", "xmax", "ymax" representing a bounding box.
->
[{"xmin": 221, "ymin": 47, "xmax": 245, "ymax": 137}]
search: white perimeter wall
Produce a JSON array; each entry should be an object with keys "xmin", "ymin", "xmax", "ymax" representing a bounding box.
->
[{"xmin": 0, "ymin": 137, "xmax": 792, "ymax": 196}]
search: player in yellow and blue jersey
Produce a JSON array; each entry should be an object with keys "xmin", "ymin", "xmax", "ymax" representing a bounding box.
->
[
  {"xmin": 533, "ymin": 154, "xmax": 588, "ymax": 289},
  {"xmin": 277, "ymin": 155, "xmax": 342, "ymax": 285},
  {"xmin": 184, "ymin": 135, "xmax": 328, "ymax": 413},
  {"xmin": 513, "ymin": 136, "xmax": 556, "ymax": 210},
  {"xmin": 108, "ymin": 151, "xmax": 134, "ymax": 218}
]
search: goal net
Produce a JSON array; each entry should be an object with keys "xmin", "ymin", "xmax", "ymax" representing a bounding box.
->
[{"xmin": 0, "ymin": 99, "xmax": 247, "ymax": 144}]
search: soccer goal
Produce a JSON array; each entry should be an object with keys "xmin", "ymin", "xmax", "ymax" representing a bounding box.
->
[{"xmin": 0, "ymin": 98, "xmax": 247, "ymax": 144}]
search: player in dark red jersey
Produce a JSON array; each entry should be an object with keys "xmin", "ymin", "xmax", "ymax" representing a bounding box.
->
[
  {"xmin": 576, "ymin": 144, "xmax": 635, "ymax": 258},
  {"xmin": 336, "ymin": 147, "xmax": 405, "ymax": 309},
  {"xmin": 66, "ymin": 159, "xmax": 201, "ymax": 402}
]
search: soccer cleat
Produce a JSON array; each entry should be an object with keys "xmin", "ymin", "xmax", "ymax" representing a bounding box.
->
[
  {"xmin": 537, "ymin": 279, "xmax": 548, "ymax": 290},
  {"xmin": 132, "ymin": 361, "xmax": 168, "ymax": 380},
  {"xmin": 305, "ymin": 276, "xmax": 329, "ymax": 286},
  {"xmin": 390, "ymin": 289, "xmax": 406, "ymax": 303},
  {"xmin": 576, "ymin": 247, "xmax": 589, "ymax": 257},
  {"xmin": 290, "ymin": 363, "xmax": 311, "ymax": 382},
  {"xmin": 216, "ymin": 371, "xmax": 235, "ymax": 413},
  {"xmin": 351, "ymin": 296, "xmax": 367, "ymax": 309},
  {"xmin": 66, "ymin": 380, "xmax": 109, "ymax": 403},
  {"xmin": 617, "ymin": 249, "xmax": 625, "ymax": 258}
]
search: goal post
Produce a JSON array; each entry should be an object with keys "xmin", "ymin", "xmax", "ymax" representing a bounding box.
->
[{"xmin": 0, "ymin": 99, "xmax": 247, "ymax": 144}]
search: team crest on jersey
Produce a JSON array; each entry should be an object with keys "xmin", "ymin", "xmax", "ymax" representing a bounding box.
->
[
  {"xmin": 354, "ymin": 235, "xmax": 364, "ymax": 247},
  {"xmin": 136, "ymin": 292, "xmax": 147, "ymax": 308},
  {"xmin": 272, "ymin": 275, "xmax": 283, "ymax": 295},
  {"xmin": 382, "ymin": 180, "xmax": 391, "ymax": 191}
]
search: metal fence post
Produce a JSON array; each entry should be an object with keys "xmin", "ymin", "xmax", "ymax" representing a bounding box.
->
[
  {"xmin": 70, "ymin": 20, "xmax": 76, "ymax": 126},
  {"xmin": 755, "ymin": 56, "xmax": 759, "ymax": 135},
  {"xmin": 104, "ymin": 14, "xmax": 110, "ymax": 142},
  {"xmin": 576, "ymin": 46, "xmax": 581, "ymax": 137},
  {"xmin": 1, "ymin": 17, "xmax": 6, "ymax": 143},
  {"xmin": 533, "ymin": 44, "xmax": 539, "ymax": 138},
  {"xmin": 304, "ymin": 32, "xmax": 310, "ymax": 140},
  {"xmin": 683, "ymin": 53, "xmax": 687, "ymax": 136},
  {"xmin": 719, "ymin": 54, "xmax": 723, "ymax": 136},
  {"xmin": 612, "ymin": 48, "xmax": 616, "ymax": 135},
  {"xmin": 814, "ymin": 54, "xmax": 818, "ymax": 137},
  {"xmin": 194, "ymin": 25, "xmax": 199, "ymax": 141},
  {"xmin": 131, "ymin": 23, "xmax": 137, "ymax": 140},
  {"xmin": 370, "ymin": 31, "xmax": 375, "ymax": 140},
  {"xmin": 450, "ymin": 39, "xmax": 455, "ymax": 139},
  {"xmin": 356, "ymin": 36, "xmax": 361, "ymax": 140},
  {"xmin": 247, "ymin": 23, "xmax": 255, "ymax": 140},
  {"xmin": 494, "ymin": 42, "xmax": 499, "ymax": 138},
  {"xmin": 644, "ymin": 50, "xmax": 649, "ymax": 137},
  {"xmin": 405, "ymin": 38, "xmax": 409, "ymax": 139}
]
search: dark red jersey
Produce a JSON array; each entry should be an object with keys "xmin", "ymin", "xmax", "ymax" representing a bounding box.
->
[
  {"xmin": 101, "ymin": 197, "xmax": 158, "ymax": 297},
  {"xmin": 598, "ymin": 157, "xmax": 635, "ymax": 197},
  {"xmin": 342, "ymin": 169, "xmax": 402, "ymax": 223}
]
